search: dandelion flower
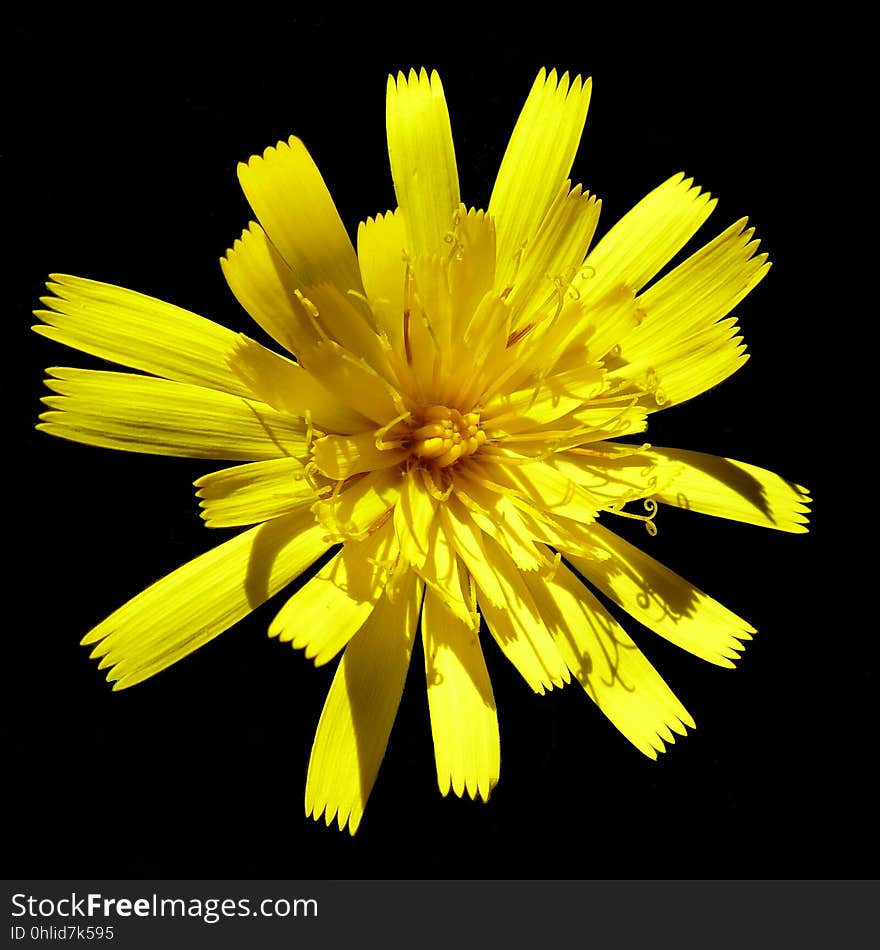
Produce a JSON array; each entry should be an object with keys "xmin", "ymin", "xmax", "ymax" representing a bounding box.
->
[{"xmin": 35, "ymin": 67, "xmax": 810, "ymax": 833}]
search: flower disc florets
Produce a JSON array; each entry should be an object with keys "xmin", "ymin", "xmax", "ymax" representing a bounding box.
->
[{"xmin": 410, "ymin": 406, "xmax": 486, "ymax": 468}]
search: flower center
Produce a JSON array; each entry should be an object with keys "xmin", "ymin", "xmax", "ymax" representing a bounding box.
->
[{"xmin": 410, "ymin": 406, "xmax": 486, "ymax": 468}]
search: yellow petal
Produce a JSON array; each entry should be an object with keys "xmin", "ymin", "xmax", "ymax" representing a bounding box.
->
[
  {"xmin": 194, "ymin": 458, "xmax": 316, "ymax": 528},
  {"xmin": 416, "ymin": 514, "xmax": 474, "ymax": 629},
  {"xmin": 489, "ymin": 69, "xmax": 592, "ymax": 288},
  {"xmin": 221, "ymin": 222, "xmax": 323, "ymax": 358},
  {"xmin": 440, "ymin": 499, "xmax": 505, "ymax": 607},
  {"xmin": 313, "ymin": 467, "xmax": 403, "ymax": 542},
  {"xmin": 40, "ymin": 368, "xmax": 306, "ymax": 460},
  {"xmin": 228, "ymin": 335, "xmax": 372, "ymax": 434},
  {"xmin": 422, "ymin": 588, "xmax": 500, "ymax": 800},
  {"xmin": 411, "ymin": 253, "xmax": 454, "ymax": 355},
  {"xmin": 452, "ymin": 474, "xmax": 545, "ymax": 572},
  {"xmin": 575, "ymin": 285, "xmax": 643, "ymax": 364},
  {"xmin": 33, "ymin": 275, "xmax": 252, "ymax": 397},
  {"xmin": 624, "ymin": 322, "xmax": 748, "ymax": 411},
  {"xmin": 505, "ymin": 183, "xmax": 600, "ymax": 323},
  {"xmin": 645, "ymin": 446, "xmax": 811, "ymax": 532},
  {"xmin": 302, "ymin": 281, "xmax": 391, "ymax": 379},
  {"xmin": 298, "ymin": 339, "xmax": 404, "ymax": 426},
  {"xmin": 524, "ymin": 559, "xmax": 694, "ymax": 758},
  {"xmin": 475, "ymin": 535, "xmax": 571, "ymax": 694},
  {"xmin": 223, "ymin": 228, "xmax": 392, "ymax": 380},
  {"xmin": 447, "ymin": 207, "xmax": 497, "ymax": 342},
  {"xmin": 386, "ymin": 68, "xmax": 459, "ymax": 257},
  {"xmin": 550, "ymin": 446, "xmax": 677, "ymax": 508},
  {"xmin": 482, "ymin": 359, "xmax": 606, "ymax": 431},
  {"xmin": 312, "ymin": 430, "xmax": 408, "ymax": 480},
  {"xmin": 566, "ymin": 524, "xmax": 755, "ymax": 667},
  {"xmin": 476, "ymin": 458, "xmax": 600, "ymax": 524},
  {"xmin": 270, "ymin": 519, "xmax": 398, "ymax": 665},
  {"xmin": 509, "ymin": 505, "xmax": 604, "ymax": 560},
  {"xmin": 393, "ymin": 467, "xmax": 439, "ymax": 570},
  {"xmin": 576, "ymin": 173, "xmax": 716, "ymax": 301},
  {"xmin": 225, "ymin": 230, "xmax": 392, "ymax": 379},
  {"xmin": 488, "ymin": 408, "xmax": 648, "ymax": 457},
  {"xmin": 83, "ymin": 508, "xmax": 330, "ymax": 688},
  {"xmin": 609, "ymin": 218, "xmax": 770, "ymax": 409},
  {"xmin": 479, "ymin": 286, "xmax": 637, "ymax": 408},
  {"xmin": 357, "ymin": 209, "xmax": 408, "ymax": 355},
  {"xmin": 626, "ymin": 218, "xmax": 769, "ymax": 359},
  {"xmin": 451, "ymin": 293, "xmax": 511, "ymax": 409},
  {"xmin": 305, "ymin": 570, "xmax": 422, "ymax": 834},
  {"xmin": 238, "ymin": 136, "xmax": 363, "ymax": 295}
]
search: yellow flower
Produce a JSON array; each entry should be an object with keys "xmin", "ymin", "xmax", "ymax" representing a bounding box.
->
[{"xmin": 35, "ymin": 67, "xmax": 809, "ymax": 834}]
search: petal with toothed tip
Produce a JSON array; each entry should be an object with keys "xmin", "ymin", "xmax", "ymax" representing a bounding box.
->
[
  {"xmin": 82, "ymin": 509, "xmax": 330, "ymax": 689},
  {"xmin": 643, "ymin": 446, "xmax": 811, "ymax": 533},
  {"xmin": 489, "ymin": 69, "xmax": 592, "ymax": 289},
  {"xmin": 270, "ymin": 519, "xmax": 397, "ymax": 666},
  {"xmin": 194, "ymin": 458, "xmax": 317, "ymax": 528},
  {"xmin": 237, "ymin": 136, "xmax": 363, "ymax": 296},
  {"xmin": 34, "ymin": 275, "xmax": 252, "ymax": 396},
  {"xmin": 40, "ymin": 368, "xmax": 307, "ymax": 460},
  {"xmin": 566, "ymin": 523, "xmax": 755, "ymax": 667},
  {"xmin": 423, "ymin": 588, "xmax": 500, "ymax": 800},
  {"xmin": 525, "ymin": 557, "xmax": 694, "ymax": 759},
  {"xmin": 386, "ymin": 68, "xmax": 460, "ymax": 258},
  {"xmin": 576, "ymin": 173, "xmax": 716, "ymax": 302},
  {"xmin": 476, "ymin": 535, "xmax": 571, "ymax": 694},
  {"xmin": 305, "ymin": 571, "xmax": 422, "ymax": 834}
]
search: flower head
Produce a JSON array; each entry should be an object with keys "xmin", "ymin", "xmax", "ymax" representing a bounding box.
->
[{"xmin": 35, "ymin": 67, "xmax": 810, "ymax": 833}]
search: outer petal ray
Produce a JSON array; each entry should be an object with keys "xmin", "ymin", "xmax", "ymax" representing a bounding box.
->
[
  {"xmin": 221, "ymin": 222, "xmax": 322, "ymax": 358},
  {"xmin": 475, "ymin": 535, "xmax": 571, "ymax": 694},
  {"xmin": 566, "ymin": 524, "xmax": 755, "ymax": 667},
  {"xmin": 357, "ymin": 209, "xmax": 408, "ymax": 354},
  {"xmin": 505, "ymin": 183, "xmax": 600, "ymax": 324},
  {"xmin": 386, "ymin": 68, "xmax": 460, "ymax": 258},
  {"xmin": 423, "ymin": 589, "xmax": 500, "ymax": 800},
  {"xmin": 237, "ymin": 136, "xmax": 363, "ymax": 295},
  {"xmin": 305, "ymin": 571, "xmax": 422, "ymax": 834},
  {"xmin": 394, "ymin": 466, "xmax": 439, "ymax": 570},
  {"xmin": 608, "ymin": 218, "xmax": 770, "ymax": 409},
  {"xmin": 475, "ymin": 458, "xmax": 600, "ymax": 524},
  {"xmin": 452, "ymin": 475, "xmax": 545, "ymax": 571},
  {"xmin": 195, "ymin": 458, "xmax": 317, "ymax": 527},
  {"xmin": 40, "ymin": 368, "xmax": 307, "ymax": 460},
  {"xmin": 270, "ymin": 520, "xmax": 398, "ymax": 665},
  {"xmin": 627, "ymin": 323, "xmax": 748, "ymax": 410},
  {"xmin": 313, "ymin": 468, "xmax": 404, "ymax": 542},
  {"xmin": 447, "ymin": 207, "xmax": 497, "ymax": 342},
  {"xmin": 525, "ymin": 558, "xmax": 694, "ymax": 758},
  {"xmin": 417, "ymin": 515, "xmax": 473, "ymax": 629},
  {"xmin": 440, "ymin": 499, "xmax": 505, "ymax": 607},
  {"xmin": 34, "ymin": 275, "xmax": 253, "ymax": 397},
  {"xmin": 644, "ymin": 446, "xmax": 811, "ymax": 532},
  {"xmin": 576, "ymin": 173, "xmax": 715, "ymax": 301},
  {"xmin": 625, "ymin": 218, "xmax": 769, "ymax": 358},
  {"xmin": 82, "ymin": 509, "xmax": 330, "ymax": 688},
  {"xmin": 296, "ymin": 340, "xmax": 404, "ymax": 426},
  {"xmin": 489, "ymin": 69, "xmax": 592, "ymax": 287},
  {"xmin": 312, "ymin": 430, "xmax": 409, "ymax": 480}
]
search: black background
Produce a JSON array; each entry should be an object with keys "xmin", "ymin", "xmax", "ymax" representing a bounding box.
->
[{"xmin": 5, "ymin": 11, "xmax": 866, "ymax": 879}]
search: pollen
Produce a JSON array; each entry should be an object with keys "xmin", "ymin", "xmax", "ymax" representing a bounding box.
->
[{"xmin": 410, "ymin": 405, "xmax": 487, "ymax": 468}]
